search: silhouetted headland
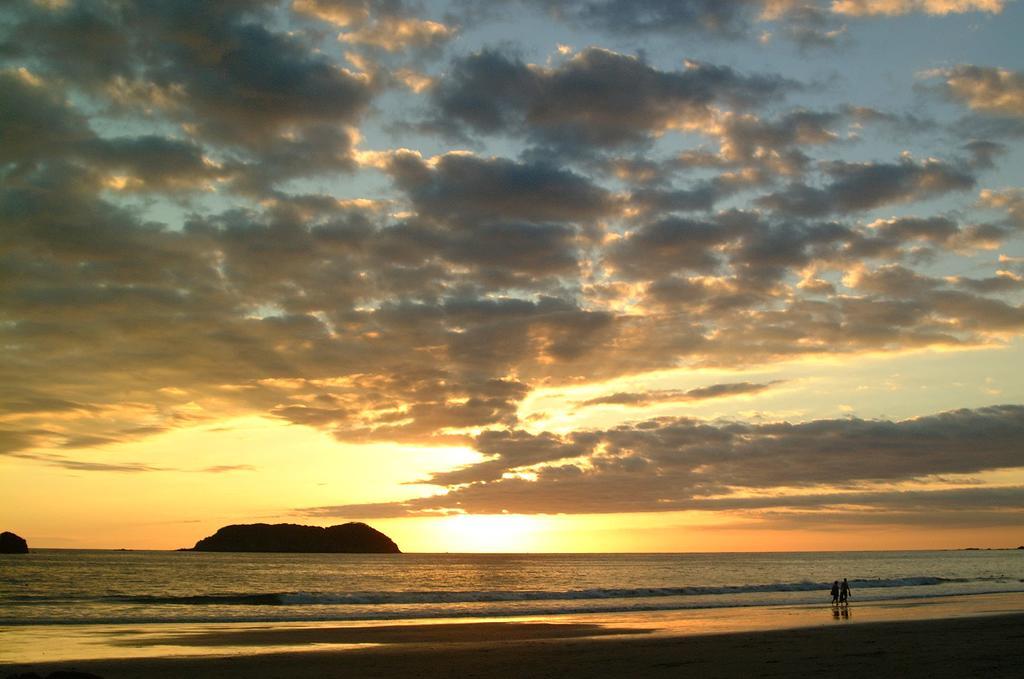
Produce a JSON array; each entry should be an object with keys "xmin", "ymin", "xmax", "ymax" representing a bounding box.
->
[
  {"xmin": 0, "ymin": 531, "xmax": 29, "ymax": 554},
  {"xmin": 189, "ymin": 522, "xmax": 400, "ymax": 553}
]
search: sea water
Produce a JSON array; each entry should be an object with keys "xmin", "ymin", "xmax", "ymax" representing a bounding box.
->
[{"xmin": 1, "ymin": 549, "xmax": 1021, "ymax": 626}]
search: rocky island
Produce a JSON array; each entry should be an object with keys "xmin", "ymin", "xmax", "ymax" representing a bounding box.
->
[
  {"xmin": 189, "ymin": 522, "xmax": 400, "ymax": 553},
  {"xmin": 1, "ymin": 531, "xmax": 29, "ymax": 554}
]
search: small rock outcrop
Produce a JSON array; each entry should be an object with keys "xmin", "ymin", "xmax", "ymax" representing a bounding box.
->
[
  {"xmin": 190, "ymin": 522, "xmax": 400, "ymax": 553},
  {"xmin": 0, "ymin": 531, "xmax": 29, "ymax": 554}
]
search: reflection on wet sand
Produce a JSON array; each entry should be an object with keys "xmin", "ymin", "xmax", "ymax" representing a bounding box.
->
[{"xmin": 832, "ymin": 605, "xmax": 852, "ymax": 620}]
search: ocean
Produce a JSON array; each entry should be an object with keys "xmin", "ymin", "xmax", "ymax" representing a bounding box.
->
[{"xmin": 2, "ymin": 549, "xmax": 1022, "ymax": 626}]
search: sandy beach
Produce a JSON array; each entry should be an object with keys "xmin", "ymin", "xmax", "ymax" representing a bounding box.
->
[
  {"xmin": 4, "ymin": 613, "xmax": 1023, "ymax": 679},
  {"xmin": 4, "ymin": 594, "xmax": 1023, "ymax": 678}
]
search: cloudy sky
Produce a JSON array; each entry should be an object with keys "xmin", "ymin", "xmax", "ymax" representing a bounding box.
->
[{"xmin": 2, "ymin": 0, "xmax": 1023, "ymax": 551}]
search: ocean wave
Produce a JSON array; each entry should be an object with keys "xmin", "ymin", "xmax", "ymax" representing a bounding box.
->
[
  {"xmin": 3, "ymin": 588, "xmax": 1023, "ymax": 626},
  {"xmin": 56, "ymin": 575, "xmax": 999, "ymax": 607}
]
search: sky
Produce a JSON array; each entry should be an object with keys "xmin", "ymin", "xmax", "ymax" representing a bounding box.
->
[{"xmin": 1, "ymin": 0, "xmax": 1023, "ymax": 552}]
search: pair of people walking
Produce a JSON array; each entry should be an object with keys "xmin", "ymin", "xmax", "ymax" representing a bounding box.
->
[{"xmin": 830, "ymin": 578, "xmax": 851, "ymax": 605}]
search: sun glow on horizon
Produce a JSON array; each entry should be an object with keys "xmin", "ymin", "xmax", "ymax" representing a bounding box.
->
[
  {"xmin": 2, "ymin": 0, "xmax": 1023, "ymax": 556},
  {"xmin": 426, "ymin": 514, "xmax": 548, "ymax": 553}
]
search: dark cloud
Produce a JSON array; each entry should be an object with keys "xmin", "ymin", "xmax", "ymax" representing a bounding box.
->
[
  {"xmin": 607, "ymin": 210, "xmax": 854, "ymax": 289},
  {"xmin": 0, "ymin": 394, "xmax": 99, "ymax": 415},
  {"xmin": 83, "ymin": 135, "xmax": 228, "ymax": 192},
  {"xmin": 431, "ymin": 221, "xmax": 582, "ymax": 284},
  {"xmin": 626, "ymin": 182, "xmax": 726, "ymax": 215},
  {"xmin": 741, "ymin": 507, "xmax": 1024, "ymax": 530},
  {"xmin": 250, "ymin": 323, "xmax": 593, "ymax": 442},
  {"xmin": 606, "ymin": 214, "xmax": 750, "ymax": 278},
  {"xmin": 10, "ymin": 151, "xmax": 1015, "ymax": 459},
  {"xmin": 0, "ymin": 69, "xmax": 92, "ymax": 165},
  {"xmin": 949, "ymin": 273, "xmax": 1023, "ymax": 294},
  {"xmin": 427, "ymin": 47, "xmax": 795, "ymax": 157},
  {"xmin": 425, "ymin": 429, "xmax": 588, "ymax": 484},
  {"xmin": 962, "ymin": 139, "xmax": 1007, "ymax": 169},
  {"xmin": 305, "ymin": 405, "xmax": 1024, "ymax": 517},
  {"xmin": 0, "ymin": 69, "xmax": 229, "ymax": 192},
  {"xmin": 659, "ymin": 106, "xmax": 913, "ymax": 191},
  {"xmin": 468, "ymin": 0, "xmax": 1003, "ymax": 47},
  {"xmin": 603, "ymin": 105, "xmax": 865, "ymax": 214},
  {"xmin": 1, "ymin": 0, "xmax": 376, "ymax": 188},
  {"xmin": 757, "ymin": 157, "xmax": 976, "ymax": 217},
  {"xmin": 675, "ymin": 486, "xmax": 1024, "ymax": 512},
  {"xmin": 528, "ymin": 0, "xmax": 762, "ymax": 37},
  {"xmin": 579, "ymin": 381, "xmax": 783, "ymax": 408},
  {"xmin": 9, "ymin": 452, "xmax": 169, "ymax": 473},
  {"xmin": 731, "ymin": 220, "xmax": 852, "ymax": 282},
  {"xmin": 386, "ymin": 151, "xmax": 616, "ymax": 226},
  {"xmin": 842, "ymin": 215, "xmax": 962, "ymax": 260}
]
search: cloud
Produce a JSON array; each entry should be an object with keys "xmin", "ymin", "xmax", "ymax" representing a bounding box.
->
[
  {"xmin": 578, "ymin": 381, "xmax": 784, "ymax": 407},
  {"xmin": 678, "ymin": 486, "xmax": 1024, "ymax": 512},
  {"xmin": 522, "ymin": 0, "xmax": 764, "ymax": 37},
  {"xmin": 757, "ymin": 156, "xmax": 976, "ymax": 216},
  {"xmin": 606, "ymin": 215, "xmax": 747, "ymax": 278},
  {"xmin": 7, "ymin": 453, "xmax": 256, "ymax": 474},
  {"xmin": 937, "ymin": 65, "xmax": 1024, "ymax": 118},
  {"xmin": 743, "ymin": 506, "xmax": 1024, "ymax": 529},
  {"xmin": 830, "ymin": 0, "xmax": 1004, "ymax": 17},
  {"xmin": 339, "ymin": 15, "xmax": 455, "ymax": 52},
  {"xmin": 0, "ymin": 68, "xmax": 91, "ymax": 164},
  {"xmin": 488, "ymin": 0, "xmax": 1002, "ymax": 45},
  {"xmin": 427, "ymin": 47, "xmax": 796, "ymax": 157},
  {"xmin": 777, "ymin": 4, "xmax": 849, "ymax": 50},
  {"xmin": 648, "ymin": 106, "xmax": 925, "ymax": 190},
  {"xmin": 4, "ymin": 155, "xmax": 1018, "ymax": 457},
  {"xmin": 0, "ymin": 68, "xmax": 231, "ymax": 192},
  {"xmin": 294, "ymin": 0, "xmax": 457, "ymax": 54},
  {"xmin": 9, "ymin": 452, "xmax": 169, "ymax": 473},
  {"xmin": 626, "ymin": 183, "xmax": 726, "ymax": 215},
  {"xmin": 979, "ymin": 188, "xmax": 1024, "ymax": 230},
  {"xmin": 424, "ymin": 429, "xmax": 589, "ymax": 484},
  {"xmin": 84, "ymin": 135, "xmax": 229, "ymax": 193},
  {"xmin": 607, "ymin": 211, "xmax": 857, "ymax": 286},
  {"xmin": 386, "ymin": 151, "xmax": 617, "ymax": 226},
  {"xmin": 962, "ymin": 139, "xmax": 1008, "ymax": 169},
  {"xmin": 201, "ymin": 464, "xmax": 257, "ymax": 473},
  {"xmin": 1, "ymin": 0, "xmax": 376, "ymax": 188},
  {"xmin": 1, "ymin": 0, "xmax": 1022, "ymax": 525},
  {"xmin": 304, "ymin": 405, "xmax": 1024, "ymax": 517}
]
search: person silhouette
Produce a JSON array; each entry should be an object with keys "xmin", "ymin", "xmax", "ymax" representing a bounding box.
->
[
  {"xmin": 839, "ymin": 578, "xmax": 851, "ymax": 605},
  {"xmin": 830, "ymin": 580, "xmax": 840, "ymax": 605}
]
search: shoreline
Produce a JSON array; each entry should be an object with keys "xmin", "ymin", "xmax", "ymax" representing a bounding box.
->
[
  {"xmin": 3, "ymin": 610, "xmax": 1022, "ymax": 678},
  {"xmin": 2, "ymin": 591, "xmax": 1022, "ymax": 673}
]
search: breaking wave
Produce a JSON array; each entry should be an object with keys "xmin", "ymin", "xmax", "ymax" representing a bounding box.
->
[{"xmin": 60, "ymin": 575, "xmax": 1004, "ymax": 607}]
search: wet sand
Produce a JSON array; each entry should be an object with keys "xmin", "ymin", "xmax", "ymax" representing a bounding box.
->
[
  {"xmin": 4, "ymin": 612, "xmax": 1023, "ymax": 678},
  {"xmin": 4, "ymin": 594, "xmax": 1023, "ymax": 678}
]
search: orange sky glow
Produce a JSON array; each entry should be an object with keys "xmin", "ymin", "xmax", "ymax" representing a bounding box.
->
[{"xmin": 2, "ymin": 0, "xmax": 1023, "ymax": 552}]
